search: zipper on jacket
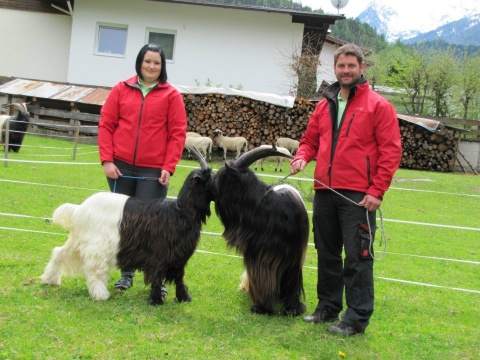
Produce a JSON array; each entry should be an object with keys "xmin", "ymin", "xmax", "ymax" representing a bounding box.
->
[
  {"xmin": 323, "ymin": 80, "xmax": 362, "ymax": 190},
  {"xmin": 345, "ymin": 114, "xmax": 355, "ymax": 137},
  {"xmin": 132, "ymin": 97, "xmax": 145, "ymax": 166},
  {"xmin": 328, "ymin": 97, "xmax": 343, "ymax": 189},
  {"xmin": 366, "ymin": 155, "xmax": 372, "ymax": 186},
  {"xmin": 327, "ymin": 164, "xmax": 332, "ymax": 187}
]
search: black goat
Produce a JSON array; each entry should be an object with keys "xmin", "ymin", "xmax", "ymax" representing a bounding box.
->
[
  {"xmin": 1, "ymin": 102, "xmax": 30, "ymax": 152},
  {"xmin": 41, "ymin": 146, "xmax": 216, "ymax": 305},
  {"xmin": 214, "ymin": 146, "xmax": 309, "ymax": 315}
]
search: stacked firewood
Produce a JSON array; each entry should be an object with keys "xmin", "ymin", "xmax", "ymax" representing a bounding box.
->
[
  {"xmin": 183, "ymin": 93, "xmax": 461, "ymax": 172},
  {"xmin": 182, "ymin": 93, "xmax": 316, "ymax": 150},
  {"xmin": 399, "ymin": 119, "xmax": 458, "ymax": 172}
]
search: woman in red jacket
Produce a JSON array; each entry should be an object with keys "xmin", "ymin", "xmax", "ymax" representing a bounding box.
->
[
  {"xmin": 98, "ymin": 43, "xmax": 187, "ymax": 293},
  {"xmin": 290, "ymin": 44, "xmax": 402, "ymax": 336}
]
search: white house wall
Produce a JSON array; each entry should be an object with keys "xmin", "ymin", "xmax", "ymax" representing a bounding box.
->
[
  {"xmin": 0, "ymin": 9, "xmax": 71, "ymax": 82},
  {"xmin": 67, "ymin": 0, "xmax": 304, "ymax": 95},
  {"xmin": 317, "ymin": 42, "xmax": 336, "ymax": 86}
]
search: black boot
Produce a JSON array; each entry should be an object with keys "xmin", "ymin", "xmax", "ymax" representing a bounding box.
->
[{"xmin": 115, "ymin": 270, "xmax": 135, "ymax": 290}]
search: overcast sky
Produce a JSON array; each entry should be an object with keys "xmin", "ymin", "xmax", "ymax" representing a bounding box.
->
[{"xmin": 307, "ymin": 0, "xmax": 371, "ymax": 17}]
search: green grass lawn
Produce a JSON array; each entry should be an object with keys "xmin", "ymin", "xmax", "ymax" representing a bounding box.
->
[{"xmin": 1, "ymin": 135, "xmax": 479, "ymax": 359}]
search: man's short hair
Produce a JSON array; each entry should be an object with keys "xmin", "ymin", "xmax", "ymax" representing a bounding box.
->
[{"xmin": 333, "ymin": 44, "xmax": 364, "ymax": 65}]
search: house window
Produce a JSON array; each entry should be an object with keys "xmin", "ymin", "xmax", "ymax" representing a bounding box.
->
[
  {"xmin": 96, "ymin": 23, "xmax": 128, "ymax": 57},
  {"xmin": 147, "ymin": 29, "xmax": 176, "ymax": 61}
]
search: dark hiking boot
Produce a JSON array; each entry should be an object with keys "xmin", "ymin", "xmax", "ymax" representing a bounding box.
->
[
  {"xmin": 327, "ymin": 321, "xmax": 365, "ymax": 336},
  {"xmin": 303, "ymin": 307, "xmax": 339, "ymax": 323}
]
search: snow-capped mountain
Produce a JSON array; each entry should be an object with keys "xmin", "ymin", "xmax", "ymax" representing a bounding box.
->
[
  {"xmin": 404, "ymin": 13, "xmax": 480, "ymax": 46},
  {"xmin": 355, "ymin": 0, "xmax": 480, "ymax": 45}
]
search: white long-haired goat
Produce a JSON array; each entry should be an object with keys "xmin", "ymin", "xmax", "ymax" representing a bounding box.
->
[{"xmin": 40, "ymin": 147, "xmax": 215, "ymax": 305}]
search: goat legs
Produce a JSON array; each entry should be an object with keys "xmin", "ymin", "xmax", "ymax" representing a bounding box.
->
[
  {"xmin": 40, "ymin": 246, "xmax": 66, "ymax": 286},
  {"xmin": 85, "ymin": 266, "xmax": 110, "ymax": 301},
  {"xmin": 149, "ymin": 273, "xmax": 167, "ymax": 305},
  {"xmin": 174, "ymin": 268, "xmax": 191, "ymax": 303},
  {"xmin": 281, "ymin": 290, "xmax": 306, "ymax": 316},
  {"xmin": 239, "ymin": 270, "xmax": 271, "ymax": 314},
  {"xmin": 149, "ymin": 285, "xmax": 166, "ymax": 306},
  {"xmin": 279, "ymin": 267, "xmax": 306, "ymax": 316}
]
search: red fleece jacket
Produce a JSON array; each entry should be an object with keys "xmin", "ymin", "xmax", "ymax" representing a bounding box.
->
[
  {"xmin": 293, "ymin": 78, "xmax": 402, "ymax": 199},
  {"xmin": 98, "ymin": 76, "xmax": 187, "ymax": 174}
]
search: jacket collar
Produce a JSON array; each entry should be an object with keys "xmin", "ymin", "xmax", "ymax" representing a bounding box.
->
[
  {"xmin": 124, "ymin": 75, "xmax": 170, "ymax": 89},
  {"xmin": 323, "ymin": 75, "xmax": 368, "ymax": 101}
]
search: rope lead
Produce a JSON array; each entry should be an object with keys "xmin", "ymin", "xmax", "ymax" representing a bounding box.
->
[
  {"xmin": 298, "ymin": 170, "xmax": 387, "ymax": 260},
  {"xmin": 112, "ymin": 174, "xmax": 162, "ymax": 194}
]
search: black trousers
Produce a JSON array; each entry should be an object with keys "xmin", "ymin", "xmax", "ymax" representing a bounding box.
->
[
  {"xmin": 106, "ymin": 159, "xmax": 168, "ymax": 199},
  {"xmin": 107, "ymin": 159, "xmax": 168, "ymax": 276},
  {"xmin": 312, "ymin": 189, "xmax": 376, "ymax": 331}
]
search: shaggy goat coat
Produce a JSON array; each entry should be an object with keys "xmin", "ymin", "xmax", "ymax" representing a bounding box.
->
[
  {"xmin": 41, "ymin": 164, "xmax": 215, "ymax": 305},
  {"xmin": 214, "ymin": 147, "xmax": 309, "ymax": 315}
]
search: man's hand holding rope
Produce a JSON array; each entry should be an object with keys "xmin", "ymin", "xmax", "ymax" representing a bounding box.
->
[
  {"xmin": 290, "ymin": 159, "xmax": 381, "ymax": 211},
  {"xmin": 359, "ymin": 195, "xmax": 382, "ymax": 212}
]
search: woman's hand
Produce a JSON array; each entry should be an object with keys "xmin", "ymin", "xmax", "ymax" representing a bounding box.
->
[
  {"xmin": 159, "ymin": 169, "xmax": 170, "ymax": 186},
  {"xmin": 102, "ymin": 161, "xmax": 122, "ymax": 179}
]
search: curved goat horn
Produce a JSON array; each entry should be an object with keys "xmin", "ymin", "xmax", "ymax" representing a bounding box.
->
[
  {"xmin": 234, "ymin": 144, "xmax": 293, "ymax": 169},
  {"xmin": 188, "ymin": 145, "xmax": 208, "ymax": 170},
  {"xmin": 3, "ymin": 103, "xmax": 27, "ymax": 113}
]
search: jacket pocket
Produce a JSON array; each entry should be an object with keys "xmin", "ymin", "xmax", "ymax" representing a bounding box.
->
[{"xmin": 345, "ymin": 114, "xmax": 355, "ymax": 137}]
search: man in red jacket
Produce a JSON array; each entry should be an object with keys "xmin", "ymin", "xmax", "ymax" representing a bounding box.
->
[{"xmin": 290, "ymin": 43, "xmax": 402, "ymax": 336}]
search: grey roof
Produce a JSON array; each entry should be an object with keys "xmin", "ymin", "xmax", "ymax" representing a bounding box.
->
[
  {"xmin": 0, "ymin": 78, "xmax": 110, "ymax": 106},
  {"xmin": 148, "ymin": 0, "xmax": 344, "ymax": 26}
]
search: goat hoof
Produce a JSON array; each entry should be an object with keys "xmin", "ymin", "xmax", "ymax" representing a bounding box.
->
[
  {"xmin": 149, "ymin": 297, "xmax": 165, "ymax": 306},
  {"xmin": 176, "ymin": 294, "xmax": 192, "ymax": 303},
  {"xmin": 250, "ymin": 305, "xmax": 272, "ymax": 315},
  {"xmin": 176, "ymin": 297, "xmax": 192, "ymax": 303},
  {"xmin": 282, "ymin": 304, "xmax": 306, "ymax": 316}
]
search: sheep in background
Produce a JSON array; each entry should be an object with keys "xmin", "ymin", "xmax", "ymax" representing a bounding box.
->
[
  {"xmin": 276, "ymin": 137, "xmax": 299, "ymax": 155},
  {"xmin": 254, "ymin": 145, "xmax": 292, "ymax": 172},
  {"xmin": 213, "ymin": 129, "xmax": 248, "ymax": 160},
  {"xmin": 41, "ymin": 146, "xmax": 216, "ymax": 305},
  {"xmin": 186, "ymin": 131, "xmax": 201, "ymax": 138},
  {"xmin": 214, "ymin": 145, "xmax": 309, "ymax": 316},
  {"xmin": 184, "ymin": 135, "xmax": 213, "ymax": 162},
  {"xmin": 1, "ymin": 103, "xmax": 30, "ymax": 152}
]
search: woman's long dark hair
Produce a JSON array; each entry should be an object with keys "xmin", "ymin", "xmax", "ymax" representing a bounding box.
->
[{"xmin": 135, "ymin": 43, "xmax": 168, "ymax": 84}]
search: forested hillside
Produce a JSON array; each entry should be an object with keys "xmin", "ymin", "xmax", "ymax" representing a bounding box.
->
[
  {"xmin": 329, "ymin": 18, "xmax": 388, "ymax": 53},
  {"xmin": 324, "ymin": 11, "xmax": 479, "ymax": 121},
  {"xmin": 185, "ymin": 1, "xmax": 479, "ymax": 120},
  {"xmin": 187, "ymin": 0, "xmax": 312, "ymax": 11},
  {"xmin": 408, "ymin": 40, "xmax": 480, "ymax": 58}
]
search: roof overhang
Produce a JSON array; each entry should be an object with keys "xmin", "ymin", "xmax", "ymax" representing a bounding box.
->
[
  {"xmin": 397, "ymin": 114, "xmax": 469, "ymax": 133},
  {"xmin": 147, "ymin": 0, "xmax": 344, "ymax": 27}
]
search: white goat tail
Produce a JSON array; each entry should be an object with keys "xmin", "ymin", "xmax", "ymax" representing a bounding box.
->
[{"xmin": 52, "ymin": 203, "xmax": 77, "ymax": 230}]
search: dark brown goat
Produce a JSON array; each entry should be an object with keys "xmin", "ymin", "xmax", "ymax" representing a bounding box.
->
[{"xmin": 214, "ymin": 146, "xmax": 309, "ymax": 315}]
